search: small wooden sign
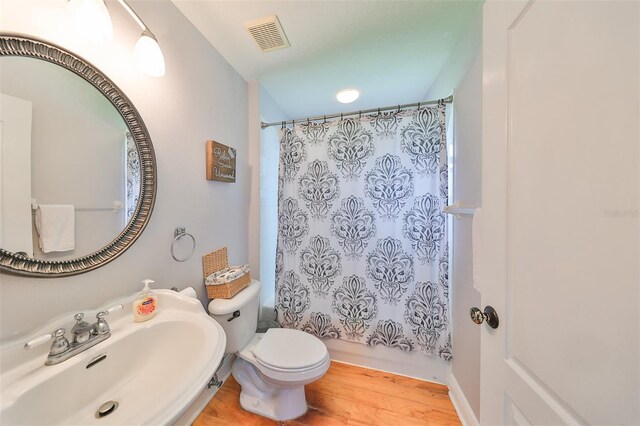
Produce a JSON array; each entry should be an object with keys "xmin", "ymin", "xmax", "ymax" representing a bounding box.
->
[{"xmin": 206, "ymin": 140, "xmax": 236, "ymax": 183}]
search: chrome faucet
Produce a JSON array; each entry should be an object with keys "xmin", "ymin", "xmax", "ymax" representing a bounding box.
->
[
  {"xmin": 24, "ymin": 304, "xmax": 123, "ymax": 365},
  {"xmin": 71, "ymin": 313, "xmax": 92, "ymax": 345}
]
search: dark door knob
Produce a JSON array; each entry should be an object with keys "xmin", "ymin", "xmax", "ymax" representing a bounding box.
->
[{"xmin": 470, "ymin": 306, "xmax": 499, "ymax": 329}]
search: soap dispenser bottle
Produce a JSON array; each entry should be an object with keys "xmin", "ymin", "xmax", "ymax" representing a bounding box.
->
[{"xmin": 133, "ymin": 279, "xmax": 158, "ymax": 322}]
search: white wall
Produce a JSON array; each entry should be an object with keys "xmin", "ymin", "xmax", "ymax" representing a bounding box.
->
[
  {"xmin": 0, "ymin": 0, "xmax": 248, "ymax": 342},
  {"xmin": 247, "ymin": 81, "xmax": 261, "ymax": 298},
  {"xmin": 448, "ymin": 50, "xmax": 482, "ymax": 419},
  {"xmin": 258, "ymin": 86, "xmax": 288, "ymax": 318},
  {"xmin": 425, "ymin": 3, "xmax": 483, "ymax": 418}
]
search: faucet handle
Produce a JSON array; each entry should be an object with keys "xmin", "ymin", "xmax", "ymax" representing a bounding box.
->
[
  {"xmin": 93, "ymin": 316, "xmax": 110, "ymax": 335},
  {"xmin": 93, "ymin": 304, "xmax": 122, "ymax": 336},
  {"xmin": 106, "ymin": 304, "xmax": 124, "ymax": 315},
  {"xmin": 74, "ymin": 312, "xmax": 85, "ymax": 322},
  {"xmin": 49, "ymin": 328, "xmax": 70, "ymax": 356},
  {"xmin": 24, "ymin": 332, "xmax": 53, "ymax": 350},
  {"xmin": 24, "ymin": 328, "xmax": 68, "ymax": 352},
  {"xmin": 96, "ymin": 304, "xmax": 123, "ymax": 319},
  {"xmin": 96, "ymin": 304, "xmax": 123, "ymax": 320}
]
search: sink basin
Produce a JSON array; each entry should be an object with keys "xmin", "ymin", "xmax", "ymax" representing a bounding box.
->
[{"xmin": 0, "ymin": 290, "xmax": 226, "ymax": 425}]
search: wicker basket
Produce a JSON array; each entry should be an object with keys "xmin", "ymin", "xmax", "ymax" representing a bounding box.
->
[{"xmin": 202, "ymin": 247, "xmax": 251, "ymax": 299}]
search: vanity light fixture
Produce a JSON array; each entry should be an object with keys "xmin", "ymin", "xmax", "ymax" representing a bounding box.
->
[
  {"xmin": 117, "ymin": 0, "xmax": 166, "ymax": 77},
  {"xmin": 336, "ymin": 88, "xmax": 360, "ymax": 104},
  {"xmin": 68, "ymin": 0, "xmax": 165, "ymax": 77},
  {"xmin": 68, "ymin": 0, "xmax": 113, "ymax": 45}
]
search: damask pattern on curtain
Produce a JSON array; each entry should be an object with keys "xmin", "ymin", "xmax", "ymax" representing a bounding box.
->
[
  {"xmin": 125, "ymin": 132, "xmax": 140, "ymax": 223},
  {"xmin": 275, "ymin": 103, "xmax": 451, "ymax": 360}
]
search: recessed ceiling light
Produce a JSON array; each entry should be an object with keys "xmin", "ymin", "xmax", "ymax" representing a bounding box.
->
[{"xmin": 336, "ymin": 88, "xmax": 360, "ymax": 104}]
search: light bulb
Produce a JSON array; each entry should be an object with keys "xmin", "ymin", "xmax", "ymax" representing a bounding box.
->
[
  {"xmin": 134, "ymin": 33, "xmax": 166, "ymax": 77},
  {"xmin": 69, "ymin": 0, "xmax": 113, "ymax": 45},
  {"xmin": 336, "ymin": 89, "xmax": 360, "ymax": 104}
]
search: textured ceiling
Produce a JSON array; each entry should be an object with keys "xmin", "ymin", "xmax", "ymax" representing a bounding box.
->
[{"xmin": 172, "ymin": 0, "xmax": 482, "ymax": 118}]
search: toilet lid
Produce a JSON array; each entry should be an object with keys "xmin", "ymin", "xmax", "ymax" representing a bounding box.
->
[{"xmin": 252, "ymin": 328, "xmax": 328, "ymax": 370}]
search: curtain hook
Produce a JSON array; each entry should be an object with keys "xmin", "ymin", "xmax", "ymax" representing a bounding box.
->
[
  {"xmin": 307, "ymin": 118, "xmax": 310, "ymax": 125},
  {"xmin": 377, "ymin": 108, "xmax": 381, "ymax": 115},
  {"xmin": 281, "ymin": 121, "xmax": 284, "ymax": 130},
  {"xmin": 324, "ymin": 115, "xmax": 327, "ymax": 124},
  {"xmin": 292, "ymin": 120, "xmax": 295, "ymax": 127},
  {"xmin": 359, "ymin": 110, "xmax": 362, "ymax": 119},
  {"xmin": 417, "ymin": 102, "xmax": 421, "ymax": 110},
  {"xmin": 397, "ymin": 105, "xmax": 401, "ymax": 113},
  {"xmin": 340, "ymin": 113, "xmax": 343, "ymax": 120}
]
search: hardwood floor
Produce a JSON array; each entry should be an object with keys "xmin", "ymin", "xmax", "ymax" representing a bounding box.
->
[{"xmin": 194, "ymin": 361, "xmax": 461, "ymax": 425}]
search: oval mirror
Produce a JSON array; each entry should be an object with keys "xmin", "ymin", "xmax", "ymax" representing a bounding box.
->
[{"xmin": 0, "ymin": 34, "xmax": 156, "ymax": 277}]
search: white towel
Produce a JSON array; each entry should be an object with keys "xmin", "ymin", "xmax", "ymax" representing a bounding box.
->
[
  {"xmin": 35, "ymin": 204, "xmax": 75, "ymax": 253},
  {"xmin": 472, "ymin": 207, "xmax": 482, "ymax": 291}
]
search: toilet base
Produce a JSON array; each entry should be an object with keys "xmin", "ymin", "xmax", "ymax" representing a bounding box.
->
[
  {"xmin": 238, "ymin": 386, "xmax": 307, "ymax": 421},
  {"xmin": 232, "ymin": 357, "xmax": 310, "ymax": 421}
]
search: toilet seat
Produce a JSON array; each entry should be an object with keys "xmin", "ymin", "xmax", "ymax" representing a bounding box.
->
[
  {"xmin": 238, "ymin": 329, "xmax": 330, "ymax": 383},
  {"xmin": 255, "ymin": 354, "xmax": 329, "ymax": 373},
  {"xmin": 253, "ymin": 328, "xmax": 327, "ymax": 370}
]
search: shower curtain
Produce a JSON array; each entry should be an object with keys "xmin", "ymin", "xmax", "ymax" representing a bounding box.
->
[
  {"xmin": 275, "ymin": 103, "xmax": 451, "ymax": 360},
  {"xmin": 125, "ymin": 132, "xmax": 140, "ymax": 223}
]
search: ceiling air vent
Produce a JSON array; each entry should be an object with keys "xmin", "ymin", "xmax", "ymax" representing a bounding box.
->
[{"xmin": 244, "ymin": 15, "xmax": 290, "ymax": 52}]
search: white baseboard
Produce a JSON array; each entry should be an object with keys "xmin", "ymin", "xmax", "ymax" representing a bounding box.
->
[
  {"xmin": 448, "ymin": 373, "xmax": 479, "ymax": 426},
  {"xmin": 324, "ymin": 338, "xmax": 449, "ymax": 384}
]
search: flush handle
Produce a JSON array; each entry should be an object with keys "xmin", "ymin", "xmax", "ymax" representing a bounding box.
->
[{"xmin": 228, "ymin": 310, "xmax": 241, "ymax": 322}]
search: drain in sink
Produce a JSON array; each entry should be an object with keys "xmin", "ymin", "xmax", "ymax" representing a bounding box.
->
[{"xmin": 95, "ymin": 401, "xmax": 119, "ymax": 418}]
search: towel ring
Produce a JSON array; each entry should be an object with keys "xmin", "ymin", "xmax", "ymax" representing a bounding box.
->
[{"xmin": 171, "ymin": 227, "xmax": 195, "ymax": 262}]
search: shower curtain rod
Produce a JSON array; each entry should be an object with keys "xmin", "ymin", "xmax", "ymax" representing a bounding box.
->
[{"xmin": 260, "ymin": 95, "xmax": 453, "ymax": 129}]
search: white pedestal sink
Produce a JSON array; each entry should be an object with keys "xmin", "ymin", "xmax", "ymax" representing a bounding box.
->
[{"xmin": 0, "ymin": 289, "xmax": 226, "ymax": 425}]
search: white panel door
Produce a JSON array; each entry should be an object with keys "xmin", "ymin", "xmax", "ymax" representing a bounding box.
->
[
  {"xmin": 481, "ymin": 1, "xmax": 639, "ymax": 425},
  {"xmin": 0, "ymin": 93, "xmax": 33, "ymax": 256}
]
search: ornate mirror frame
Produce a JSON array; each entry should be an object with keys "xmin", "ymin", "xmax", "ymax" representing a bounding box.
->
[{"xmin": 0, "ymin": 33, "xmax": 157, "ymax": 277}]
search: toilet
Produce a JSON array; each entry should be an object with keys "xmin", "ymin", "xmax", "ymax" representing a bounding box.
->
[{"xmin": 208, "ymin": 280, "xmax": 330, "ymax": 421}]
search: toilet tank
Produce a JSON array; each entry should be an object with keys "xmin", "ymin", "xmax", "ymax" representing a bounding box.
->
[{"xmin": 208, "ymin": 280, "xmax": 261, "ymax": 353}]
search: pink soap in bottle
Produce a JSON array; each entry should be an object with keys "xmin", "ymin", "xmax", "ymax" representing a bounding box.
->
[{"xmin": 133, "ymin": 279, "xmax": 158, "ymax": 322}]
